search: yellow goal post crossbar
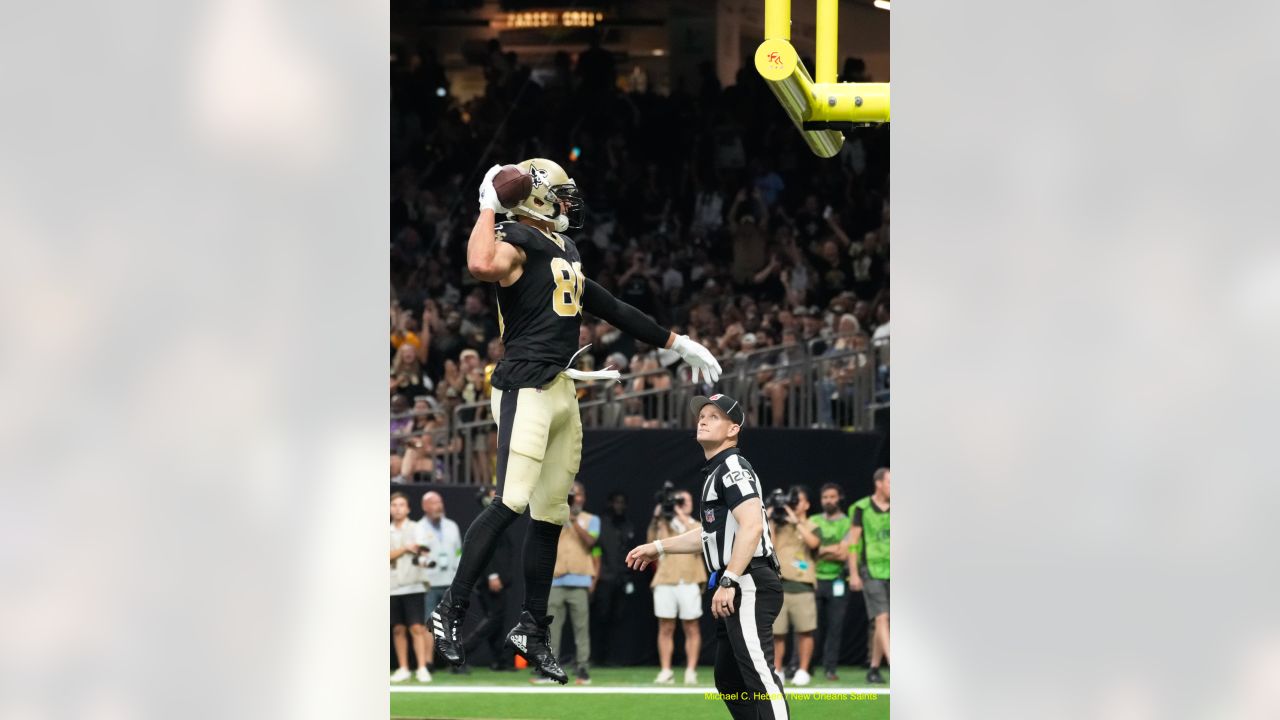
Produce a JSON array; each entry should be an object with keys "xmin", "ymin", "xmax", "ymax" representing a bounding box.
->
[{"xmin": 755, "ymin": 0, "xmax": 890, "ymax": 158}]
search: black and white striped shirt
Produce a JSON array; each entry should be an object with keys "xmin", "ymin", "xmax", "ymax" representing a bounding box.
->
[{"xmin": 698, "ymin": 447, "xmax": 776, "ymax": 573}]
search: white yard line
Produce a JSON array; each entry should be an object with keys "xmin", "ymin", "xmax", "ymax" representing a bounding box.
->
[{"xmin": 390, "ymin": 684, "xmax": 889, "ymax": 696}]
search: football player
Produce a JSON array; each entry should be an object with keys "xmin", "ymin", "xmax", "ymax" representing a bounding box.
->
[{"xmin": 431, "ymin": 159, "xmax": 721, "ymax": 683}]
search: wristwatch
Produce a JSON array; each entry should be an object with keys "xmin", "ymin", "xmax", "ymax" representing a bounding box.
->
[{"xmin": 718, "ymin": 571, "xmax": 740, "ymax": 588}]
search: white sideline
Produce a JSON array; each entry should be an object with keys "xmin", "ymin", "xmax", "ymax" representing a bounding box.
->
[{"xmin": 390, "ymin": 684, "xmax": 889, "ymax": 696}]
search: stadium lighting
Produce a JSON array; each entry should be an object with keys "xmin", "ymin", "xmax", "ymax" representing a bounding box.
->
[
  {"xmin": 873, "ymin": 0, "xmax": 890, "ymax": 10},
  {"xmin": 503, "ymin": 10, "xmax": 605, "ymax": 28},
  {"xmin": 435, "ymin": 87, "xmax": 447, "ymax": 97}
]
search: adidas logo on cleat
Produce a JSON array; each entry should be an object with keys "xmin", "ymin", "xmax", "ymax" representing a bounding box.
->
[{"xmin": 510, "ymin": 634, "xmax": 528, "ymax": 653}]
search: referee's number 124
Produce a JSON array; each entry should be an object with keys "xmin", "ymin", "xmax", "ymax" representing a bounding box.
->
[{"xmin": 551, "ymin": 258, "xmax": 586, "ymax": 317}]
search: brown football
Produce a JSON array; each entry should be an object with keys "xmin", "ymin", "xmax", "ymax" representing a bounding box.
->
[{"xmin": 493, "ymin": 165, "xmax": 533, "ymax": 208}]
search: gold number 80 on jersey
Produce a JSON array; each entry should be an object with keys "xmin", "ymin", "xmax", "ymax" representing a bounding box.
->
[{"xmin": 550, "ymin": 258, "xmax": 586, "ymax": 317}]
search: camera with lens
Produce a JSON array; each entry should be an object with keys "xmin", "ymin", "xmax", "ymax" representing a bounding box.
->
[
  {"xmin": 767, "ymin": 487, "xmax": 800, "ymax": 524},
  {"xmin": 654, "ymin": 480, "xmax": 680, "ymax": 521},
  {"xmin": 412, "ymin": 546, "xmax": 436, "ymax": 568}
]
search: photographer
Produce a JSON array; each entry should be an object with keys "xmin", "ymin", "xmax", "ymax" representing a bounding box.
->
[
  {"xmin": 647, "ymin": 486, "xmax": 707, "ymax": 685},
  {"xmin": 389, "ymin": 493, "xmax": 431, "ymax": 683},
  {"xmin": 766, "ymin": 485, "xmax": 820, "ymax": 686}
]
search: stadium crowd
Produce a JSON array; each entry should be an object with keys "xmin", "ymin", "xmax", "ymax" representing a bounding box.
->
[{"xmin": 390, "ymin": 39, "xmax": 889, "ymax": 480}]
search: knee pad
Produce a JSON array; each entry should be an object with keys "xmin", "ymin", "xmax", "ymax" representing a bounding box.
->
[{"xmin": 530, "ymin": 500, "xmax": 569, "ymax": 526}]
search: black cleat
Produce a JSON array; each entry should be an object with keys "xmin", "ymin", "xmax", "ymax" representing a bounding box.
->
[
  {"xmin": 866, "ymin": 667, "xmax": 884, "ymax": 684},
  {"xmin": 430, "ymin": 589, "xmax": 468, "ymax": 667},
  {"xmin": 504, "ymin": 611, "xmax": 568, "ymax": 684}
]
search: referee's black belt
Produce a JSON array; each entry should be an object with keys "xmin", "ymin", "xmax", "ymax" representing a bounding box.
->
[{"xmin": 747, "ymin": 556, "xmax": 780, "ymax": 573}]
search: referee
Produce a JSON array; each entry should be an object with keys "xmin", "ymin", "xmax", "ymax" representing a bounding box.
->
[{"xmin": 627, "ymin": 393, "xmax": 790, "ymax": 720}]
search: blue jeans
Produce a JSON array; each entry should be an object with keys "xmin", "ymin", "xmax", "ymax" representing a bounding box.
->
[{"xmin": 424, "ymin": 586, "xmax": 448, "ymax": 619}]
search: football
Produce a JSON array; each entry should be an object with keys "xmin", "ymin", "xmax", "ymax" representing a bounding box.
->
[{"xmin": 493, "ymin": 165, "xmax": 532, "ymax": 208}]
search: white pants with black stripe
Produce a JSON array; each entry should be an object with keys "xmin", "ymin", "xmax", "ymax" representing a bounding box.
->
[{"xmin": 714, "ymin": 566, "xmax": 790, "ymax": 720}]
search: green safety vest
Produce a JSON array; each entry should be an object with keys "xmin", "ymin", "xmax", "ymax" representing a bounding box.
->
[
  {"xmin": 808, "ymin": 513, "xmax": 853, "ymax": 581},
  {"xmin": 850, "ymin": 496, "xmax": 890, "ymax": 580}
]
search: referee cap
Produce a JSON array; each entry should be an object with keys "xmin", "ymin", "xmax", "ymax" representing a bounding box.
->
[{"xmin": 690, "ymin": 393, "xmax": 746, "ymax": 426}]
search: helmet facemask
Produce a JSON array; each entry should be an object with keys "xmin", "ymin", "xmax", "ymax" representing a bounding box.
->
[
  {"xmin": 509, "ymin": 158, "xmax": 587, "ymax": 232},
  {"xmin": 548, "ymin": 183, "xmax": 586, "ymax": 231}
]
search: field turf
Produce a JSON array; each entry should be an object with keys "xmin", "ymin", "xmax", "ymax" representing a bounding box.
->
[{"xmin": 390, "ymin": 666, "xmax": 889, "ymax": 719}]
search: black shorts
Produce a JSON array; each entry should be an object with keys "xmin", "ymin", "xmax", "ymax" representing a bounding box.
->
[{"xmin": 390, "ymin": 592, "xmax": 426, "ymax": 628}]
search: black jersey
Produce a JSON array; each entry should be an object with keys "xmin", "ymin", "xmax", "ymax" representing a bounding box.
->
[
  {"xmin": 698, "ymin": 447, "xmax": 777, "ymax": 574},
  {"xmin": 489, "ymin": 221, "xmax": 587, "ymax": 391}
]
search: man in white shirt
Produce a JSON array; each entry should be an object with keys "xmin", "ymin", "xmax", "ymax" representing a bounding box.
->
[
  {"xmin": 418, "ymin": 492, "xmax": 462, "ymax": 671},
  {"xmin": 390, "ymin": 493, "xmax": 431, "ymax": 683}
]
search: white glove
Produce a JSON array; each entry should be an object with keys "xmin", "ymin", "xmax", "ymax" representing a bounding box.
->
[
  {"xmin": 671, "ymin": 334, "xmax": 722, "ymax": 385},
  {"xmin": 478, "ymin": 164, "xmax": 509, "ymax": 213}
]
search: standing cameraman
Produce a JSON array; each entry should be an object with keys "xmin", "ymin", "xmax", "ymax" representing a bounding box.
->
[
  {"xmin": 648, "ymin": 488, "xmax": 707, "ymax": 685},
  {"xmin": 390, "ymin": 493, "xmax": 431, "ymax": 683},
  {"xmin": 627, "ymin": 394, "xmax": 789, "ymax": 720},
  {"xmin": 767, "ymin": 486, "xmax": 820, "ymax": 686}
]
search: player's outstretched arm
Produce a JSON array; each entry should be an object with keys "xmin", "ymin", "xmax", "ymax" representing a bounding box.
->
[
  {"xmin": 467, "ymin": 165, "xmax": 525, "ymax": 283},
  {"xmin": 582, "ymin": 279, "xmax": 722, "ymax": 383}
]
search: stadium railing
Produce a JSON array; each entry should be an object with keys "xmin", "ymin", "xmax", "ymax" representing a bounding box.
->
[{"xmin": 391, "ymin": 339, "xmax": 889, "ymax": 484}]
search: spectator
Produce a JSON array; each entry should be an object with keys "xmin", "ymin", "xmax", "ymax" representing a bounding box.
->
[
  {"xmin": 811, "ymin": 483, "xmax": 854, "ymax": 682},
  {"xmin": 461, "ymin": 290, "xmax": 499, "ymax": 340},
  {"xmin": 816, "ymin": 316, "xmax": 870, "ymax": 428},
  {"xmin": 592, "ymin": 491, "xmax": 638, "ymax": 667},
  {"xmin": 390, "ymin": 493, "xmax": 431, "ymax": 683},
  {"xmin": 391, "ymin": 394, "xmax": 414, "ymax": 464},
  {"xmin": 427, "ymin": 313, "xmax": 465, "ymax": 381},
  {"xmin": 394, "ymin": 430, "xmax": 435, "ymax": 481},
  {"xmin": 768, "ymin": 486, "xmax": 821, "ymax": 686},
  {"xmin": 728, "ymin": 189, "xmax": 769, "ymax": 287},
  {"xmin": 546, "ymin": 481, "xmax": 599, "ymax": 685},
  {"xmin": 391, "ymin": 345, "xmax": 429, "ymax": 398},
  {"xmin": 762, "ymin": 329, "xmax": 807, "ymax": 427},
  {"xmin": 418, "ymin": 492, "xmax": 463, "ymax": 672},
  {"xmin": 850, "ymin": 468, "xmax": 891, "ymax": 684},
  {"xmin": 391, "ymin": 306, "xmax": 427, "ymax": 363},
  {"xmin": 849, "ymin": 231, "xmax": 886, "ymax": 301},
  {"xmin": 872, "ymin": 302, "xmax": 890, "ymax": 345},
  {"xmin": 871, "ymin": 302, "xmax": 890, "ymax": 401},
  {"xmin": 647, "ymin": 489, "xmax": 707, "ymax": 685},
  {"xmin": 616, "ymin": 250, "xmax": 662, "ymax": 318}
]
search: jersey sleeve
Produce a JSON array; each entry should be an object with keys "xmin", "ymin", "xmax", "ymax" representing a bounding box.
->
[
  {"xmin": 495, "ymin": 221, "xmax": 542, "ymax": 251},
  {"xmin": 851, "ymin": 505, "xmax": 864, "ymax": 528},
  {"xmin": 719, "ymin": 456, "xmax": 761, "ymax": 510}
]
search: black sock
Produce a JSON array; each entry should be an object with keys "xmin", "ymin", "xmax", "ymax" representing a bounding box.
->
[
  {"xmin": 449, "ymin": 501, "xmax": 519, "ymax": 603},
  {"xmin": 522, "ymin": 519, "xmax": 562, "ymax": 618}
]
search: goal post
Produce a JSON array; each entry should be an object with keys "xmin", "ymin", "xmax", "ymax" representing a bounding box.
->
[{"xmin": 755, "ymin": 0, "xmax": 890, "ymax": 158}]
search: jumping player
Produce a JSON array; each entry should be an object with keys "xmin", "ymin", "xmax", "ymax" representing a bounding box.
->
[{"xmin": 431, "ymin": 159, "xmax": 722, "ymax": 683}]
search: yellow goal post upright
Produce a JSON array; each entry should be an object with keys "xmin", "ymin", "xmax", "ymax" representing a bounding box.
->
[{"xmin": 754, "ymin": 0, "xmax": 890, "ymax": 158}]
